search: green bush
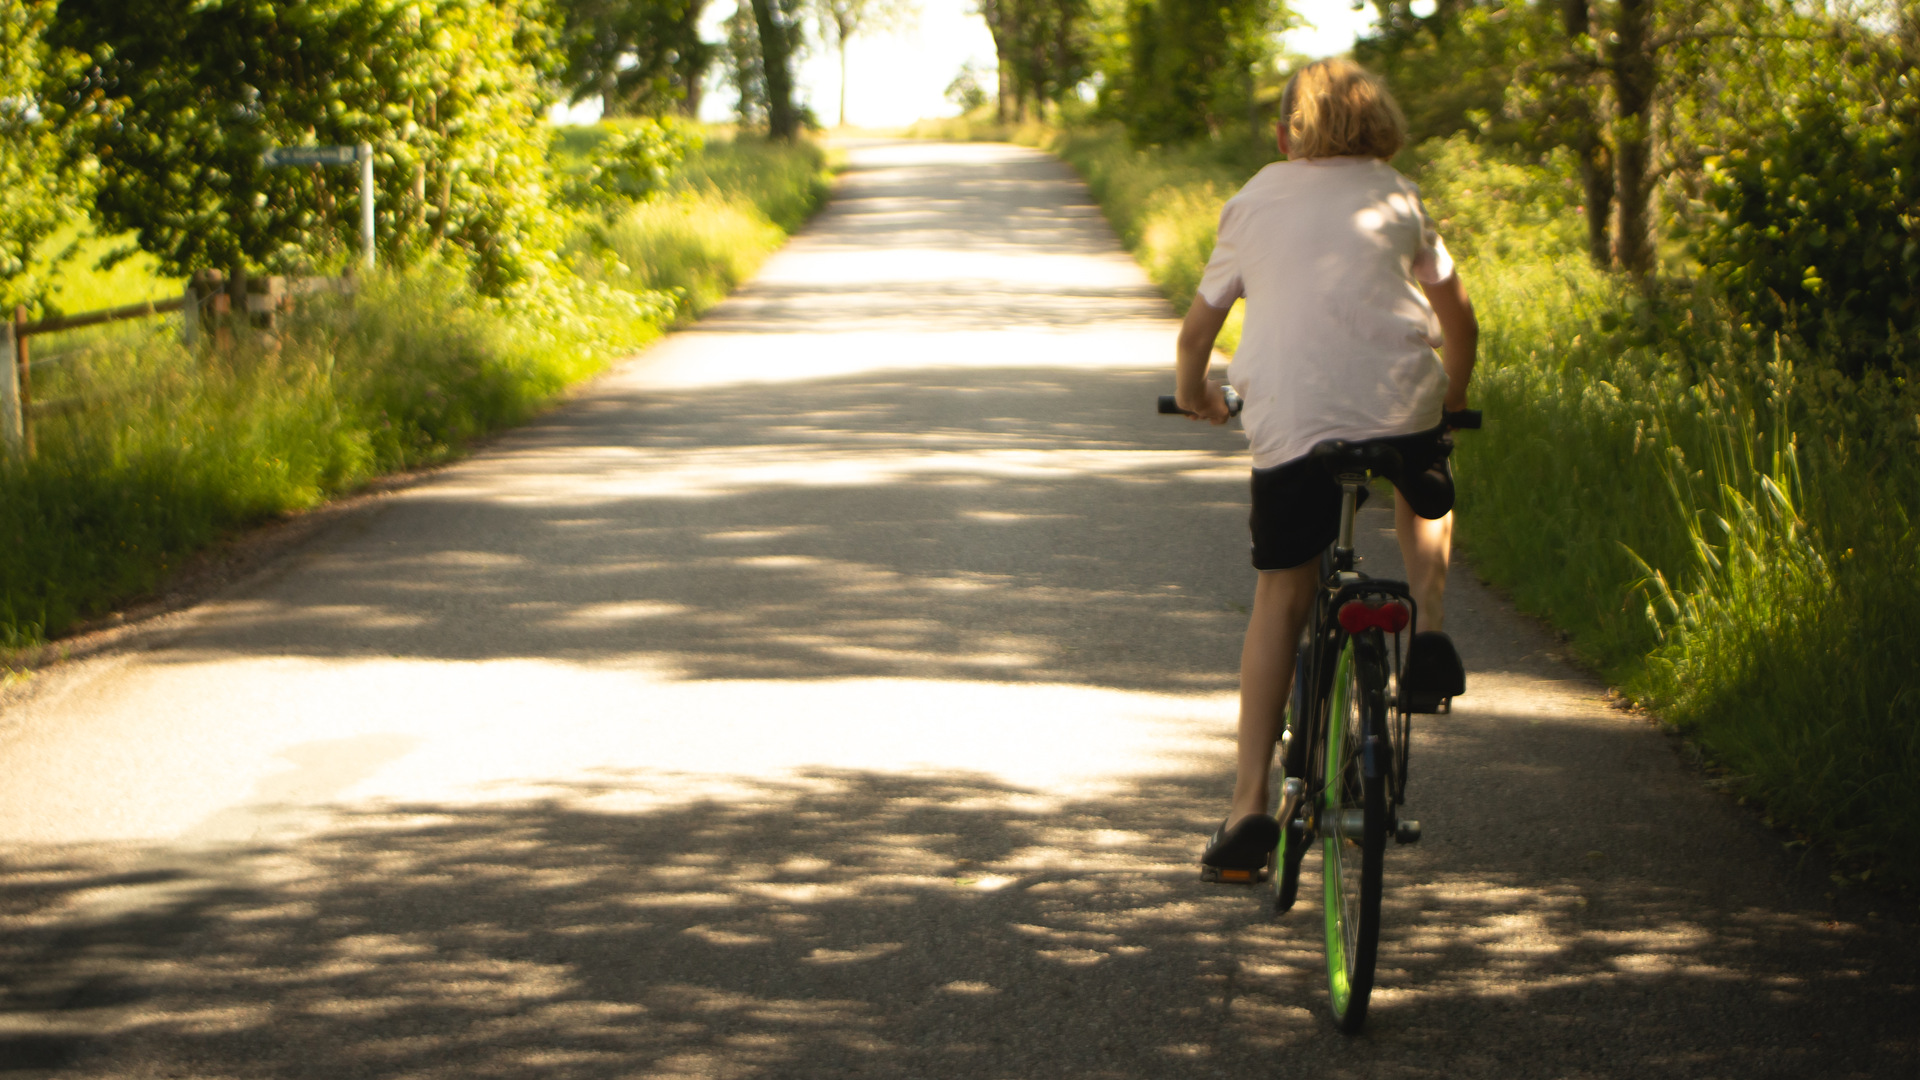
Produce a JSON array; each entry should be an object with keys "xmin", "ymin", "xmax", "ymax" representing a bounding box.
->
[
  {"xmin": 48, "ymin": 0, "xmax": 559, "ymax": 293},
  {"xmin": 568, "ymin": 133, "xmax": 830, "ymax": 321},
  {"xmin": 554, "ymin": 117, "xmax": 705, "ymax": 208},
  {"xmin": 1, "ymin": 0, "xmax": 83, "ymax": 314},
  {"xmin": 1696, "ymin": 72, "xmax": 1920, "ymax": 376}
]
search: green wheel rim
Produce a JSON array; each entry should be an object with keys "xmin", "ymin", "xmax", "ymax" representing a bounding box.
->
[{"xmin": 1322, "ymin": 642, "xmax": 1357, "ymax": 1018}]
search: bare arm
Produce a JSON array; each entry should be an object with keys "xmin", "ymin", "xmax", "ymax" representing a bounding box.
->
[
  {"xmin": 1175, "ymin": 293, "xmax": 1234, "ymax": 423},
  {"xmin": 1422, "ymin": 273, "xmax": 1477, "ymax": 413}
]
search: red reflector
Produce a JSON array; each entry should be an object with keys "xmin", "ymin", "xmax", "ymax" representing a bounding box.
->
[{"xmin": 1338, "ymin": 600, "xmax": 1410, "ymax": 635}]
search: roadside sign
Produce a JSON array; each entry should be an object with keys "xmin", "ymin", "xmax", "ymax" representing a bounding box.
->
[
  {"xmin": 263, "ymin": 145, "xmax": 359, "ymax": 167},
  {"xmin": 261, "ymin": 142, "xmax": 377, "ymax": 269}
]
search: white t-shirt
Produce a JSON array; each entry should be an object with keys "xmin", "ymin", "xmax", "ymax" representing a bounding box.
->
[{"xmin": 1197, "ymin": 156, "xmax": 1455, "ymax": 469}]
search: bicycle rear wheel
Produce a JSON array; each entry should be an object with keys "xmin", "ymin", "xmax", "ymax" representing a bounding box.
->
[{"xmin": 1322, "ymin": 636, "xmax": 1388, "ymax": 1032}]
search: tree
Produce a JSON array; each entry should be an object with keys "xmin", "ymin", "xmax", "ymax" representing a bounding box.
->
[
  {"xmin": 0, "ymin": 0, "xmax": 84, "ymax": 313},
  {"xmin": 748, "ymin": 0, "xmax": 805, "ymax": 138},
  {"xmin": 719, "ymin": 0, "xmax": 806, "ymax": 135},
  {"xmin": 45, "ymin": 0, "xmax": 559, "ymax": 292},
  {"xmin": 1110, "ymin": 0, "xmax": 1281, "ymax": 142},
  {"xmin": 1357, "ymin": 0, "xmax": 1720, "ymax": 275},
  {"xmin": 812, "ymin": 0, "xmax": 918, "ymax": 127},
  {"xmin": 1694, "ymin": 27, "xmax": 1920, "ymax": 373},
  {"xmin": 551, "ymin": 0, "xmax": 715, "ymax": 118},
  {"xmin": 1351, "ymin": 0, "xmax": 1620, "ymax": 266},
  {"xmin": 1353, "ymin": 0, "xmax": 1526, "ymax": 147},
  {"xmin": 721, "ymin": 3, "xmax": 773, "ymax": 126},
  {"xmin": 945, "ymin": 60, "xmax": 993, "ymax": 113},
  {"xmin": 976, "ymin": 0, "xmax": 1094, "ymax": 122},
  {"xmin": 1549, "ymin": 0, "xmax": 1615, "ymax": 268}
]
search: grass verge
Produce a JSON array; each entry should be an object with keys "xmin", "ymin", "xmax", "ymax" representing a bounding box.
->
[
  {"xmin": 0, "ymin": 133, "xmax": 832, "ymax": 646},
  {"xmin": 576, "ymin": 136, "xmax": 832, "ymax": 319}
]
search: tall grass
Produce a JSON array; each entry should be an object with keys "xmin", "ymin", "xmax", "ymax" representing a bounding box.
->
[
  {"xmin": 0, "ymin": 267, "xmax": 665, "ymax": 642},
  {"xmin": 1, "ymin": 133, "xmax": 832, "ymax": 645},
  {"xmin": 1026, "ymin": 123, "xmax": 1920, "ymax": 888},
  {"xmin": 1420, "ymin": 137, "xmax": 1920, "ymax": 887},
  {"xmin": 571, "ymin": 135, "xmax": 831, "ymax": 322},
  {"xmin": 1455, "ymin": 257, "xmax": 1920, "ymax": 883}
]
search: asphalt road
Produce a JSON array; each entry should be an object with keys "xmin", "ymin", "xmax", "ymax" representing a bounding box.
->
[{"xmin": 1, "ymin": 140, "xmax": 1913, "ymax": 1079}]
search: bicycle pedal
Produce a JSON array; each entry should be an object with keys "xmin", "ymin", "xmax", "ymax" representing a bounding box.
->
[
  {"xmin": 1201, "ymin": 864, "xmax": 1270, "ymax": 885},
  {"xmin": 1395, "ymin": 819, "xmax": 1423, "ymax": 844}
]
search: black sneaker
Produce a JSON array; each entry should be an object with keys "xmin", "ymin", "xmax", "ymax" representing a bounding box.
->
[
  {"xmin": 1401, "ymin": 631, "xmax": 1465, "ymax": 713},
  {"xmin": 1200, "ymin": 814, "xmax": 1279, "ymax": 883}
]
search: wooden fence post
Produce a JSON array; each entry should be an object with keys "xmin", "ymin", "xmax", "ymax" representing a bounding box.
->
[
  {"xmin": 182, "ymin": 280, "xmax": 201, "ymax": 346},
  {"xmin": 12, "ymin": 306, "xmax": 32, "ymax": 458},
  {"xmin": 248, "ymin": 276, "xmax": 287, "ymax": 333},
  {"xmin": 187, "ymin": 269, "xmax": 231, "ymax": 351},
  {"xmin": 1, "ymin": 321, "xmax": 21, "ymax": 456}
]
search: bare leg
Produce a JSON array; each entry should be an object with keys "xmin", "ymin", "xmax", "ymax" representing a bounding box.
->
[
  {"xmin": 1229, "ymin": 561, "xmax": 1318, "ymax": 827},
  {"xmin": 1395, "ymin": 490, "xmax": 1453, "ymax": 634}
]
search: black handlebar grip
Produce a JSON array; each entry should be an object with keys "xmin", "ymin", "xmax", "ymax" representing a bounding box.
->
[
  {"xmin": 1157, "ymin": 388, "xmax": 1245, "ymax": 417},
  {"xmin": 1443, "ymin": 409, "xmax": 1483, "ymax": 430}
]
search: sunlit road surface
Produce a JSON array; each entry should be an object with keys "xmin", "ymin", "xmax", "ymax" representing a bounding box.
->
[{"xmin": 1, "ymin": 141, "xmax": 1912, "ymax": 1078}]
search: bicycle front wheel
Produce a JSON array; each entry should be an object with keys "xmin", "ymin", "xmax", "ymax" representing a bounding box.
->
[{"xmin": 1322, "ymin": 636, "xmax": 1388, "ymax": 1032}]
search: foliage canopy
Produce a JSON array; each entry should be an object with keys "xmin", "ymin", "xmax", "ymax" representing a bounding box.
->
[
  {"xmin": 550, "ymin": 0, "xmax": 714, "ymax": 117},
  {"xmin": 1695, "ymin": 42, "xmax": 1920, "ymax": 373},
  {"xmin": 0, "ymin": 0, "xmax": 86, "ymax": 311},
  {"xmin": 46, "ymin": 0, "xmax": 560, "ymax": 292}
]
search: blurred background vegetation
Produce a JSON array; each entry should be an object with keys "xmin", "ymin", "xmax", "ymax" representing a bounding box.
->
[{"xmin": 2, "ymin": 0, "xmax": 1916, "ymax": 888}]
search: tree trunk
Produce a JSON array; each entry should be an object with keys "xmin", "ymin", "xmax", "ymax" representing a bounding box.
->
[
  {"xmin": 1609, "ymin": 0, "xmax": 1656, "ymax": 277},
  {"xmin": 1561, "ymin": 0, "xmax": 1614, "ymax": 269},
  {"xmin": 839, "ymin": 37, "xmax": 849, "ymax": 126},
  {"xmin": 749, "ymin": 0, "xmax": 798, "ymax": 139},
  {"xmin": 682, "ymin": 71, "xmax": 703, "ymax": 118},
  {"xmin": 598, "ymin": 70, "xmax": 627, "ymax": 118}
]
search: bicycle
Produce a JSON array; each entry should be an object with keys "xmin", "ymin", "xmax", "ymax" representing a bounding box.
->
[{"xmin": 1158, "ymin": 388, "xmax": 1480, "ymax": 1031}]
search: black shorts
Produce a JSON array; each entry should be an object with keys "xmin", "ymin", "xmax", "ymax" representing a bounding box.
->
[{"xmin": 1249, "ymin": 426, "xmax": 1455, "ymax": 571}]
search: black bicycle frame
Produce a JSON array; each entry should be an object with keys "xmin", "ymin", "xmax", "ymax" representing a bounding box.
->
[{"xmin": 1290, "ymin": 474, "xmax": 1418, "ymax": 825}]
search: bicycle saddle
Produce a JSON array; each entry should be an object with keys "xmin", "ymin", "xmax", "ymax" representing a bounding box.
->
[{"xmin": 1307, "ymin": 438, "xmax": 1403, "ymax": 477}]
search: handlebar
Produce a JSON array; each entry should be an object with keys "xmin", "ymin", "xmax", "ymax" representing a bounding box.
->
[
  {"xmin": 1157, "ymin": 388, "xmax": 1244, "ymax": 417},
  {"xmin": 1158, "ymin": 392, "xmax": 1482, "ymax": 432}
]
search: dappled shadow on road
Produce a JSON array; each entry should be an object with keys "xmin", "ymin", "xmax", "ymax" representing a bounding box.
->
[
  {"xmin": 692, "ymin": 144, "xmax": 1162, "ymax": 335},
  {"xmin": 3, "ymin": 743, "xmax": 1912, "ymax": 1078},
  {"xmin": 155, "ymin": 365, "xmax": 1254, "ymax": 691},
  {"xmin": 144, "ymin": 361, "xmax": 1578, "ymax": 689},
  {"xmin": 689, "ymin": 281, "xmax": 1168, "ymax": 334},
  {"xmin": 808, "ymin": 144, "xmax": 1120, "ymax": 258}
]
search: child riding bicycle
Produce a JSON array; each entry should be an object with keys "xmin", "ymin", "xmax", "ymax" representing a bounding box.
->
[{"xmin": 1173, "ymin": 58, "xmax": 1480, "ymax": 876}]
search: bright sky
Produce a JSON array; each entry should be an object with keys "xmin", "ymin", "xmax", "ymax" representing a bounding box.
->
[{"xmin": 549, "ymin": 0, "xmax": 1383, "ymax": 129}]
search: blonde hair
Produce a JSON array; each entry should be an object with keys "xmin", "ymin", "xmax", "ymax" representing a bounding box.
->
[{"xmin": 1279, "ymin": 59, "xmax": 1407, "ymax": 160}]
